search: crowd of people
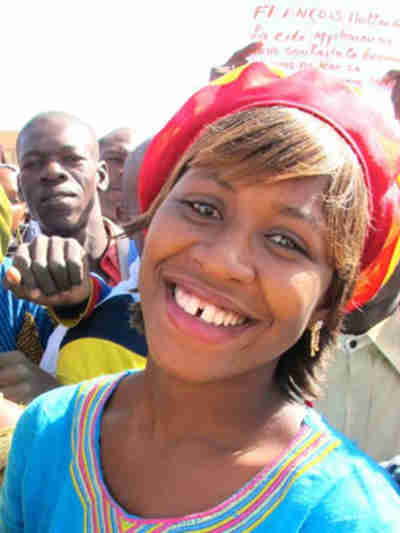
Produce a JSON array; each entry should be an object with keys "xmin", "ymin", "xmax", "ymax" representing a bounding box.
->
[{"xmin": 0, "ymin": 45, "xmax": 398, "ymax": 530}]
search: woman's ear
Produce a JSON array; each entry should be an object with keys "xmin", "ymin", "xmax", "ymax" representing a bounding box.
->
[
  {"xmin": 308, "ymin": 299, "xmax": 331, "ymax": 335},
  {"xmin": 96, "ymin": 161, "xmax": 109, "ymax": 192}
]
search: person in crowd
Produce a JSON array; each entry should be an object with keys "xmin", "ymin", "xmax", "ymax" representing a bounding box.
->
[
  {"xmin": 98, "ymin": 127, "xmax": 136, "ymax": 223},
  {"xmin": 16, "ymin": 111, "xmax": 131, "ymax": 285},
  {"xmin": 0, "ymin": 123, "xmax": 147, "ymax": 393},
  {"xmin": 0, "ymin": 146, "xmax": 7, "ymax": 165},
  {"xmin": 0, "ymin": 184, "xmax": 54, "ymax": 403},
  {"xmin": 0, "ymin": 186, "xmax": 11, "ymax": 260},
  {"xmin": 0, "ymin": 165, "xmax": 28, "ymax": 253},
  {"xmin": 35, "ymin": 135, "xmax": 149, "ymax": 385},
  {"xmin": 0, "ymin": 112, "xmax": 137, "ymax": 402},
  {"xmin": 26, "ymin": 134, "xmax": 148, "ymax": 387},
  {"xmin": 117, "ymin": 137, "xmax": 152, "ymax": 253},
  {"xmin": 2, "ymin": 64, "xmax": 399, "ymax": 531},
  {"xmin": 316, "ymin": 272, "xmax": 400, "ymax": 461}
]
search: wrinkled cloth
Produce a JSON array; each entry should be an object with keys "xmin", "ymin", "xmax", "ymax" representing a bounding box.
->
[
  {"xmin": 0, "ymin": 372, "xmax": 399, "ymax": 532},
  {"xmin": 317, "ymin": 313, "xmax": 400, "ymax": 461},
  {"xmin": 40, "ymin": 256, "xmax": 147, "ymax": 384}
]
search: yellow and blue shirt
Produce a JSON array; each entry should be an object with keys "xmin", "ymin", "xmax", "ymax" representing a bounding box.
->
[{"xmin": 40, "ymin": 252, "xmax": 147, "ymax": 385}]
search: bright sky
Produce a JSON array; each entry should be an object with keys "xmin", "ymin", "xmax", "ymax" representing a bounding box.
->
[
  {"xmin": 1, "ymin": 0, "xmax": 398, "ymax": 143},
  {"xmin": 1, "ymin": 1, "xmax": 252, "ymax": 142}
]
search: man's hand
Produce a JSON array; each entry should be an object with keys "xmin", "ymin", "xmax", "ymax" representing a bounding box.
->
[
  {"xmin": 209, "ymin": 42, "xmax": 264, "ymax": 81},
  {"xmin": 0, "ymin": 351, "xmax": 59, "ymax": 404},
  {"xmin": 3, "ymin": 235, "xmax": 91, "ymax": 308}
]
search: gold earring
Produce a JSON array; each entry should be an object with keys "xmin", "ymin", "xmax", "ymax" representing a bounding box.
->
[{"xmin": 310, "ymin": 320, "xmax": 323, "ymax": 358}]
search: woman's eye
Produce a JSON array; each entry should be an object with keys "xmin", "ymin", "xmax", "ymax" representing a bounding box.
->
[
  {"xmin": 188, "ymin": 201, "xmax": 220, "ymax": 219},
  {"xmin": 268, "ymin": 234, "xmax": 306, "ymax": 255}
]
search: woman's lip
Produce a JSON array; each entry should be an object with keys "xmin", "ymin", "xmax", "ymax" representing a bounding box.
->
[
  {"xmin": 165, "ymin": 284, "xmax": 255, "ymax": 344},
  {"xmin": 163, "ymin": 273, "xmax": 258, "ymax": 321}
]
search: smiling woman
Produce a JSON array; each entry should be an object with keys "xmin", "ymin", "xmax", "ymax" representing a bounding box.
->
[
  {"xmin": 130, "ymin": 105, "xmax": 368, "ymax": 401},
  {"xmin": 1, "ymin": 64, "xmax": 399, "ymax": 531}
]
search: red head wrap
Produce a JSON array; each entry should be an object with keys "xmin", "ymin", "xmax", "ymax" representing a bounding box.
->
[{"xmin": 138, "ymin": 63, "xmax": 400, "ymax": 313}]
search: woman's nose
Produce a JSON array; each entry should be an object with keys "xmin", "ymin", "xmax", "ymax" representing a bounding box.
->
[{"xmin": 193, "ymin": 231, "xmax": 256, "ymax": 284}]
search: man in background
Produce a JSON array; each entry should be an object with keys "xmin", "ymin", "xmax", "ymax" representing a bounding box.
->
[
  {"xmin": 98, "ymin": 127, "xmax": 136, "ymax": 223},
  {"xmin": 0, "ymin": 111, "xmax": 132, "ymax": 402}
]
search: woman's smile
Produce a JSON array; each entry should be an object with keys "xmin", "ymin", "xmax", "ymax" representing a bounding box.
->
[
  {"xmin": 174, "ymin": 285, "xmax": 247, "ymax": 327},
  {"xmin": 139, "ymin": 167, "xmax": 333, "ymax": 381},
  {"xmin": 164, "ymin": 279, "xmax": 261, "ymax": 345}
]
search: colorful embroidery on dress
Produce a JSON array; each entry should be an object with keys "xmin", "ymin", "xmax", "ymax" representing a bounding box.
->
[{"xmin": 70, "ymin": 376, "xmax": 340, "ymax": 532}]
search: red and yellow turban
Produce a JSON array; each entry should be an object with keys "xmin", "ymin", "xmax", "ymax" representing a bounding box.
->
[{"xmin": 138, "ymin": 63, "xmax": 400, "ymax": 313}]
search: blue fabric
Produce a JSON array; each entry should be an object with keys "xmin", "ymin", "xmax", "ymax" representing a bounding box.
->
[
  {"xmin": 128, "ymin": 239, "xmax": 138, "ymax": 266},
  {"xmin": 382, "ymin": 456, "xmax": 400, "ymax": 488},
  {"xmin": 0, "ymin": 372, "xmax": 399, "ymax": 532},
  {"xmin": 0, "ymin": 259, "xmax": 54, "ymax": 352}
]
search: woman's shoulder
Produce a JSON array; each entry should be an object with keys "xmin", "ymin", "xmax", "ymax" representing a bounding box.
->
[
  {"xmin": 17, "ymin": 372, "xmax": 131, "ymax": 436},
  {"xmin": 305, "ymin": 408, "xmax": 398, "ymax": 481},
  {"xmin": 301, "ymin": 409, "xmax": 400, "ymax": 527}
]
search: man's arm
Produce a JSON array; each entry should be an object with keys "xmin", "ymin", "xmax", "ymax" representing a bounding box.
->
[
  {"xmin": 1, "ymin": 235, "xmax": 107, "ymax": 404},
  {"xmin": 0, "ymin": 351, "xmax": 59, "ymax": 404}
]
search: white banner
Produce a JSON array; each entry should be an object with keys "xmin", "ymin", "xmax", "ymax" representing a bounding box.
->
[{"xmin": 249, "ymin": 2, "xmax": 400, "ymax": 85}]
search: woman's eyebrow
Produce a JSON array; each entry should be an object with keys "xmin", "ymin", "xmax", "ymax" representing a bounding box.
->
[
  {"xmin": 204, "ymin": 173, "xmax": 234, "ymax": 191},
  {"xmin": 277, "ymin": 204, "xmax": 324, "ymax": 230}
]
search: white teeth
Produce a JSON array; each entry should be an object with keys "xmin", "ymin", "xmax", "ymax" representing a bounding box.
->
[
  {"xmin": 200, "ymin": 304, "xmax": 217, "ymax": 323},
  {"xmin": 187, "ymin": 296, "xmax": 200, "ymax": 316},
  {"xmin": 175, "ymin": 286, "xmax": 188, "ymax": 308},
  {"xmin": 213, "ymin": 310, "xmax": 225, "ymax": 326},
  {"xmin": 175, "ymin": 287, "xmax": 202, "ymax": 316},
  {"xmin": 230, "ymin": 314, "xmax": 239, "ymax": 326},
  {"xmin": 223, "ymin": 312, "xmax": 234, "ymax": 326},
  {"xmin": 174, "ymin": 286, "xmax": 247, "ymax": 327}
]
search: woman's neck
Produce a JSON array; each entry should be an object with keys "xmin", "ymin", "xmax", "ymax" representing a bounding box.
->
[
  {"xmin": 119, "ymin": 363, "xmax": 305, "ymax": 454},
  {"xmin": 101, "ymin": 365, "xmax": 306, "ymax": 519}
]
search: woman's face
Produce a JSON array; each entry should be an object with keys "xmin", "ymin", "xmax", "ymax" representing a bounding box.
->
[{"xmin": 139, "ymin": 167, "xmax": 333, "ymax": 383}]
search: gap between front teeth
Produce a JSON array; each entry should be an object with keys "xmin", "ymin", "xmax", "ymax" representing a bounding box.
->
[{"xmin": 174, "ymin": 286, "xmax": 246, "ymax": 327}]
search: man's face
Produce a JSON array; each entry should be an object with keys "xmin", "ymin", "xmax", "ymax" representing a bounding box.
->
[
  {"xmin": 18, "ymin": 118, "xmax": 100, "ymax": 237},
  {"xmin": 99, "ymin": 132, "xmax": 135, "ymax": 221},
  {"xmin": 118, "ymin": 156, "xmax": 141, "ymax": 224}
]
